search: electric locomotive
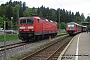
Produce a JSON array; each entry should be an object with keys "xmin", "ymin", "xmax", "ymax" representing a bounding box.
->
[{"xmin": 18, "ymin": 16, "xmax": 57, "ymax": 41}]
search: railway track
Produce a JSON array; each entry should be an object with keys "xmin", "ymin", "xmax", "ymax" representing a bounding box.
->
[
  {"xmin": 0, "ymin": 34, "xmax": 68, "ymax": 60},
  {"xmin": 0, "ymin": 42, "xmax": 28, "ymax": 52},
  {"xmin": 18, "ymin": 35, "xmax": 73, "ymax": 60},
  {"xmin": 0, "ymin": 34, "xmax": 67, "ymax": 52}
]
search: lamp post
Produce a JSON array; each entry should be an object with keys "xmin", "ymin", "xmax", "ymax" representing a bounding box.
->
[
  {"xmin": 11, "ymin": 17, "xmax": 13, "ymax": 30},
  {"xmin": 58, "ymin": 8, "xmax": 61, "ymax": 31},
  {"xmin": 4, "ymin": 21, "xmax": 6, "ymax": 60},
  {"xmin": 58, "ymin": 8, "xmax": 62, "ymax": 32}
]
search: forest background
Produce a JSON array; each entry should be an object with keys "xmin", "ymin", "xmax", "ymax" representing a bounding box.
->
[{"xmin": 0, "ymin": 0, "xmax": 90, "ymax": 30}]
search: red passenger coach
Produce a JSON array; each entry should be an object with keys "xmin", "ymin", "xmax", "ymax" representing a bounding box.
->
[
  {"xmin": 18, "ymin": 16, "xmax": 57, "ymax": 41},
  {"xmin": 66, "ymin": 22, "xmax": 82, "ymax": 35}
]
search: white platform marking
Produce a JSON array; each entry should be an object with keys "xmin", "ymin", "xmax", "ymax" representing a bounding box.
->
[{"xmin": 75, "ymin": 34, "xmax": 81, "ymax": 60}]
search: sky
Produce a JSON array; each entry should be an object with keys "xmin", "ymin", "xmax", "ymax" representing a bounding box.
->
[{"xmin": 0, "ymin": 0, "xmax": 90, "ymax": 18}]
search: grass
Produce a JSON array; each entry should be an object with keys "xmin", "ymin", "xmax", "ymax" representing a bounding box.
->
[
  {"xmin": 0, "ymin": 34, "xmax": 18, "ymax": 42},
  {"xmin": 0, "ymin": 29, "xmax": 66, "ymax": 42},
  {"xmin": 58, "ymin": 29, "xmax": 66, "ymax": 34},
  {"xmin": 10, "ymin": 54, "xmax": 20, "ymax": 60},
  {"xmin": 10, "ymin": 51, "xmax": 27, "ymax": 60}
]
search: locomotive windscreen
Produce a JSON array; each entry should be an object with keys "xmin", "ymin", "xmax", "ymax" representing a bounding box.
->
[
  {"xmin": 20, "ymin": 18, "xmax": 34, "ymax": 24},
  {"xmin": 68, "ymin": 22, "xmax": 74, "ymax": 29}
]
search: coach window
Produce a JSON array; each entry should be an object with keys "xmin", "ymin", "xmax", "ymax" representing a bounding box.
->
[{"xmin": 37, "ymin": 19, "xmax": 40, "ymax": 24}]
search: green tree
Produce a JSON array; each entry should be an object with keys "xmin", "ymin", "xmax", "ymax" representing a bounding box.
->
[
  {"xmin": 60, "ymin": 22, "xmax": 66, "ymax": 29},
  {"xmin": 6, "ymin": 5, "xmax": 13, "ymax": 20},
  {"xmin": 0, "ymin": 4, "xmax": 6, "ymax": 17},
  {"xmin": 23, "ymin": 2, "xmax": 26, "ymax": 11},
  {"xmin": 14, "ymin": 4, "xmax": 20, "ymax": 19},
  {"xmin": 80, "ymin": 13, "xmax": 85, "ymax": 22},
  {"xmin": 86, "ymin": 16, "xmax": 90, "ymax": 22},
  {"xmin": 23, "ymin": 9, "xmax": 30, "ymax": 16},
  {"xmin": 49, "ymin": 9, "xmax": 57, "ymax": 21},
  {"xmin": 31, "ymin": 7, "xmax": 37, "ymax": 14},
  {"xmin": 38, "ymin": 11, "xmax": 43, "ymax": 17},
  {"xmin": 74, "ymin": 12, "xmax": 81, "ymax": 23},
  {"xmin": 0, "ymin": 16, "xmax": 4, "ymax": 27}
]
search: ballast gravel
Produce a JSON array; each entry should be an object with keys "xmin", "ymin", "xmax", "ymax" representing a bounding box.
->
[{"xmin": 0, "ymin": 38, "xmax": 59, "ymax": 60}]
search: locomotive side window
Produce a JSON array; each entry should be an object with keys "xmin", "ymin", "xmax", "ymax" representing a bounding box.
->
[{"xmin": 37, "ymin": 19, "xmax": 40, "ymax": 24}]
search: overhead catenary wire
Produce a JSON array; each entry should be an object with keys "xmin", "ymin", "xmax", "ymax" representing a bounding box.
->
[
  {"xmin": 34, "ymin": 0, "xmax": 41, "ymax": 5},
  {"xmin": 55, "ymin": 0, "xmax": 64, "ymax": 9},
  {"xmin": 63, "ymin": 0, "xmax": 68, "ymax": 9}
]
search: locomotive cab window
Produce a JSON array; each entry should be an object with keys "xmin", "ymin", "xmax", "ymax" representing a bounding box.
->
[
  {"xmin": 68, "ymin": 24, "xmax": 74, "ymax": 28},
  {"xmin": 20, "ymin": 19, "xmax": 26, "ymax": 24},
  {"xmin": 27, "ymin": 18, "xmax": 34, "ymax": 24},
  {"xmin": 20, "ymin": 18, "xmax": 34, "ymax": 24},
  {"xmin": 68, "ymin": 23, "xmax": 74, "ymax": 29}
]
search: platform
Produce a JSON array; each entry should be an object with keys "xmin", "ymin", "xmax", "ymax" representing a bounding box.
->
[{"xmin": 58, "ymin": 32, "xmax": 90, "ymax": 60}]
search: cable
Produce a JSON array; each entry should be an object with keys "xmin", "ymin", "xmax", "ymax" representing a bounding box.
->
[
  {"xmin": 34, "ymin": 0, "xmax": 41, "ymax": 6},
  {"xmin": 55, "ymin": 0, "xmax": 63, "ymax": 8},
  {"xmin": 63, "ymin": 0, "xmax": 68, "ymax": 9}
]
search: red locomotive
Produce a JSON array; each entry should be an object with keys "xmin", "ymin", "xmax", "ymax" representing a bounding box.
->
[
  {"xmin": 18, "ymin": 16, "xmax": 57, "ymax": 41},
  {"xmin": 66, "ymin": 22, "xmax": 87, "ymax": 35}
]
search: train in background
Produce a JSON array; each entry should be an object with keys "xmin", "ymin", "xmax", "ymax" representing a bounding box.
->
[
  {"xmin": 66, "ymin": 22, "xmax": 87, "ymax": 35},
  {"xmin": 18, "ymin": 15, "xmax": 57, "ymax": 41}
]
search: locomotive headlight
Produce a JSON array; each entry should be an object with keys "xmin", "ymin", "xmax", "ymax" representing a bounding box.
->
[
  {"xmin": 28, "ymin": 26, "xmax": 34, "ymax": 29},
  {"xmin": 20, "ymin": 26, "xmax": 25, "ymax": 29}
]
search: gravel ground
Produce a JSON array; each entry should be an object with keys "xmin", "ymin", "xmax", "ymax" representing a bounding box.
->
[
  {"xmin": 0, "ymin": 39, "xmax": 22, "ymax": 46},
  {"xmin": 0, "ymin": 37, "xmax": 61, "ymax": 60}
]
